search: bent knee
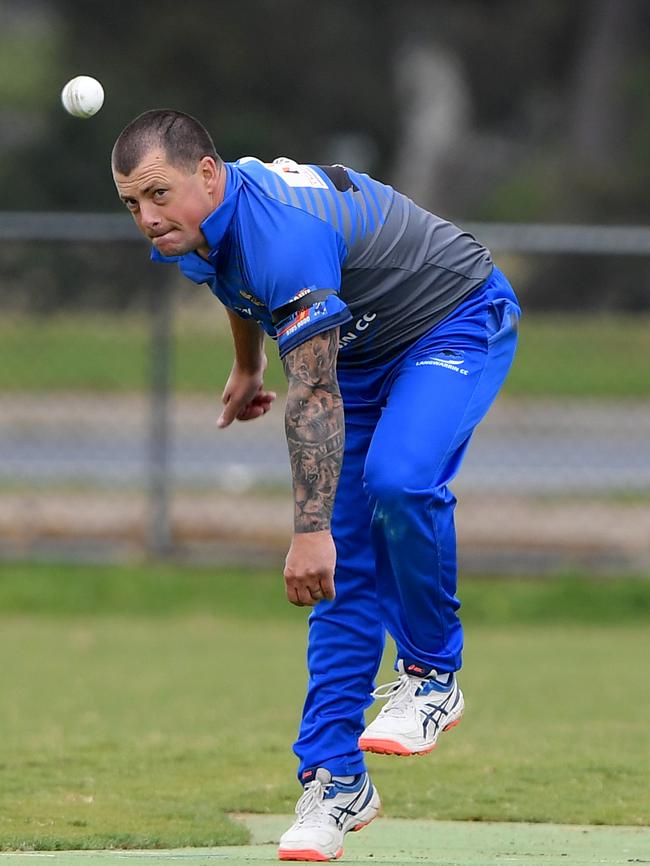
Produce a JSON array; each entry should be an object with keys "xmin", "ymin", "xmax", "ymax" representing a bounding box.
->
[{"xmin": 363, "ymin": 458, "xmax": 445, "ymax": 505}]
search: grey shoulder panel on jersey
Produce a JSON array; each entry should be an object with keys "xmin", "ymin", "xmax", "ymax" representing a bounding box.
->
[{"xmin": 337, "ymin": 185, "xmax": 493, "ymax": 365}]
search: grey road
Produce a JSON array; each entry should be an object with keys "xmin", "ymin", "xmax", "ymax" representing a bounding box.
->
[{"xmin": 1, "ymin": 394, "xmax": 649, "ymax": 496}]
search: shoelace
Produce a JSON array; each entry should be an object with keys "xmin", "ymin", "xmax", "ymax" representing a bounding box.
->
[
  {"xmin": 371, "ymin": 674, "xmax": 421, "ymax": 718},
  {"xmin": 294, "ymin": 778, "xmax": 334, "ymax": 826}
]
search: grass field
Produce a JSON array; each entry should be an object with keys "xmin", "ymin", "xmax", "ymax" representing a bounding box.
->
[
  {"xmin": 0, "ymin": 312, "xmax": 648, "ymax": 397},
  {"xmin": 1, "ymin": 562, "xmax": 649, "ymax": 852}
]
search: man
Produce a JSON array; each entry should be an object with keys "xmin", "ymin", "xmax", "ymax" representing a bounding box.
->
[{"xmin": 112, "ymin": 109, "xmax": 520, "ymax": 863}]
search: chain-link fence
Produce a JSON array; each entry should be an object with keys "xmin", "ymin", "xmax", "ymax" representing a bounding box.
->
[{"xmin": 1, "ymin": 215, "xmax": 649, "ymax": 573}]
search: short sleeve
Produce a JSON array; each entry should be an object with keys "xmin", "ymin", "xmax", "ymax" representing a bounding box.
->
[
  {"xmin": 242, "ymin": 201, "xmax": 353, "ymax": 357},
  {"xmin": 275, "ymin": 292, "xmax": 352, "ymax": 358}
]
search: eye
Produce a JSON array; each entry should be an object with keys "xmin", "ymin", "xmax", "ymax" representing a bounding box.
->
[
  {"xmin": 123, "ymin": 198, "xmax": 139, "ymax": 212},
  {"xmin": 153, "ymin": 188, "xmax": 167, "ymax": 200}
]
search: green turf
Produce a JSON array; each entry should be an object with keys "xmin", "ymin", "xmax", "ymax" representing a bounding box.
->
[
  {"xmin": 0, "ymin": 314, "xmax": 287, "ymax": 395},
  {"xmin": 0, "ymin": 562, "xmax": 301, "ymax": 621},
  {"xmin": 0, "ymin": 563, "xmax": 648, "ymax": 852},
  {"xmin": 1, "ymin": 562, "xmax": 649, "ymax": 623},
  {"xmin": 506, "ymin": 313, "xmax": 650, "ymax": 398},
  {"xmin": 0, "ymin": 312, "xmax": 648, "ymax": 397},
  {"xmin": 0, "ymin": 816, "xmax": 648, "ymax": 864}
]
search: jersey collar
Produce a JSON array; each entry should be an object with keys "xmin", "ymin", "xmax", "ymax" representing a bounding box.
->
[
  {"xmin": 150, "ymin": 162, "xmax": 241, "ymax": 270},
  {"xmin": 199, "ymin": 162, "xmax": 241, "ymax": 252}
]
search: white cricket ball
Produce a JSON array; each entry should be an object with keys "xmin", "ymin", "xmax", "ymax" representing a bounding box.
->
[{"xmin": 61, "ymin": 75, "xmax": 105, "ymax": 119}]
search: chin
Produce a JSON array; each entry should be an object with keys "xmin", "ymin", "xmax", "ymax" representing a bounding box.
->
[{"xmin": 155, "ymin": 236, "xmax": 191, "ymax": 257}]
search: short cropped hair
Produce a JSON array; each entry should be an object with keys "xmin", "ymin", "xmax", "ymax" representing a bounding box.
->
[{"xmin": 111, "ymin": 109, "xmax": 220, "ymax": 176}]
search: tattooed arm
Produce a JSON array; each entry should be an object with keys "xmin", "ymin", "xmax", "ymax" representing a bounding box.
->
[
  {"xmin": 282, "ymin": 328, "xmax": 343, "ymax": 606},
  {"xmin": 283, "ymin": 328, "xmax": 343, "ymax": 532}
]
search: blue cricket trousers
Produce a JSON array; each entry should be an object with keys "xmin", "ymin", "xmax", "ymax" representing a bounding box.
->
[{"xmin": 294, "ymin": 267, "xmax": 521, "ymax": 777}]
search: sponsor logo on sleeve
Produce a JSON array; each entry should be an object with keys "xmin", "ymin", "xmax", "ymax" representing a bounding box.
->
[
  {"xmin": 239, "ymin": 289, "xmax": 265, "ymax": 307},
  {"xmin": 276, "ymin": 291, "xmax": 329, "ymax": 339}
]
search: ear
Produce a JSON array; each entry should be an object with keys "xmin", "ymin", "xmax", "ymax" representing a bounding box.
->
[{"xmin": 198, "ymin": 156, "xmax": 220, "ymax": 193}]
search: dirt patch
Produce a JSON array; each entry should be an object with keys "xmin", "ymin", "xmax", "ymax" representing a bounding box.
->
[{"xmin": 1, "ymin": 491, "xmax": 648, "ymax": 572}]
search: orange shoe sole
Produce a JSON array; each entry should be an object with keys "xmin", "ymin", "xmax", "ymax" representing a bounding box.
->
[
  {"xmin": 278, "ymin": 848, "xmax": 342, "ymax": 861},
  {"xmin": 358, "ymin": 718, "xmax": 461, "ymax": 756},
  {"xmin": 277, "ymin": 810, "xmax": 378, "ymax": 860}
]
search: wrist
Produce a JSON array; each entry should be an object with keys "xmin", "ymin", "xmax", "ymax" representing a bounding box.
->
[
  {"xmin": 234, "ymin": 355, "xmax": 266, "ymax": 376},
  {"xmin": 294, "ymin": 512, "xmax": 332, "ymax": 532},
  {"xmin": 289, "ymin": 529, "xmax": 334, "ymax": 553}
]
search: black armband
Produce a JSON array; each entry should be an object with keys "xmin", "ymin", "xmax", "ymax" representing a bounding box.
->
[{"xmin": 271, "ymin": 289, "xmax": 337, "ymax": 325}]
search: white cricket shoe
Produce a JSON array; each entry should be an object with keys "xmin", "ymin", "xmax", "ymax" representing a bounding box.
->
[
  {"xmin": 278, "ymin": 768, "xmax": 380, "ymax": 862},
  {"xmin": 358, "ymin": 662, "xmax": 464, "ymax": 756}
]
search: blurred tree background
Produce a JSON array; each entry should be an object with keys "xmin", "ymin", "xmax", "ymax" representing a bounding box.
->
[
  {"xmin": 0, "ymin": 0, "xmax": 648, "ymax": 310},
  {"xmin": 1, "ymin": 0, "xmax": 648, "ymax": 571}
]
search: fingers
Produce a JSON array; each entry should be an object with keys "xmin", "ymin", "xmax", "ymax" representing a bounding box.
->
[
  {"xmin": 286, "ymin": 584, "xmax": 305, "ymax": 607},
  {"xmin": 219, "ymin": 391, "xmax": 277, "ymax": 427},
  {"xmin": 320, "ymin": 575, "xmax": 336, "ymax": 601},
  {"xmin": 236, "ymin": 392, "xmax": 277, "ymax": 421},
  {"xmin": 217, "ymin": 389, "xmax": 237, "ymax": 429},
  {"xmin": 217, "ymin": 409, "xmax": 236, "ymax": 428},
  {"xmin": 285, "ymin": 577, "xmax": 335, "ymax": 607},
  {"xmin": 283, "ymin": 532, "xmax": 336, "ymax": 607},
  {"xmin": 286, "ymin": 580, "xmax": 311, "ymax": 607}
]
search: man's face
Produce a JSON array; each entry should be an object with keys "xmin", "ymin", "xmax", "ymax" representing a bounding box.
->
[{"xmin": 113, "ymin": 147, "xmax": 221, "ymax": 257}]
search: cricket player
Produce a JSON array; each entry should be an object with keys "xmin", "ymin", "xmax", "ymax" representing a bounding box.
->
[{"xmin": 112, "ymin": 109, "xmax": 520, "ymax": 862}]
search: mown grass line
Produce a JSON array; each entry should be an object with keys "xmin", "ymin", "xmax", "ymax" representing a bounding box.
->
[
  {"xmin": 0, "ymin": 561, "xmax": 649, "ymax": 622},
  {"xmin": 0, "ymin": 564, "xmax": 649, "ymax": 851},
  {"xmin": 0, "ymin": 313, "xmax": 648, "ymax": 397},
  {"xmin": 0, "ymin": 611, "xmax": 648, "ymax": 850}
]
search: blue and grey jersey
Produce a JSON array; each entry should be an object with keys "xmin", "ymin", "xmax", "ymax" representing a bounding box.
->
[{"xmin": 152, "ymin": 157, "xmax": 493, "ymax": 366}]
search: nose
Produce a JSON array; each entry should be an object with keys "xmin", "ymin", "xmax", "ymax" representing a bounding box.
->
[{"xmin": 139, "ymin": 202, "xmax": 162, "ymax": 232}]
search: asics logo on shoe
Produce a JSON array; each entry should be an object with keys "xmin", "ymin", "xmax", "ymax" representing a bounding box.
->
[
  {"xmin": 278, "ymin": 769, "xmax": 380, "ymax": 861},
  {"xmin": 419, "ymin": 691, "xmax": 459, "ymax": 737},
  {"xmin": 359, "ymin": 673, "xmax": 464, "ymax": 756},
  {"xmin": 330, "ymin": 777, "xmax": 375, "ymax": 829},
  {"xmin": 406, "ymin": 664, "xmax": 427, "ymax": 675}
]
